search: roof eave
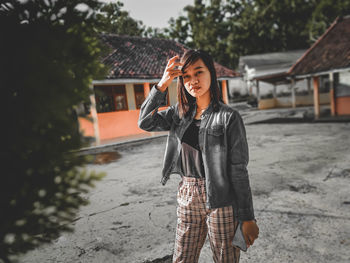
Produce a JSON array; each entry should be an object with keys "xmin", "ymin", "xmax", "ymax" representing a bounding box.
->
[
  {"xmin": 218, "ymin": 76, "xmax": 240, "ymax": 81},
  {"xmin": 93, "ymin": 75, "xmax": 241, "ymax": 85},
  {"xmin": 289, "ymin": 66, "xmax": 350, "ymax": 79},
  {"xmin": 93, "ymin": 78, "xmax": 162, "ymax": 85},
  {"xmin": 287, "ymin": 16, "xmax": 341, "ymax": 75}
]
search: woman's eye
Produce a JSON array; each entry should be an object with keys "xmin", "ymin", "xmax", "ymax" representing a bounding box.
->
[
  {"xmin": 183, "ymin": 75, "xmax": 189, "ymax": 79},
  {"xmin": 196, "ymin": 71, "xmax": 203, "ymax": 75}
]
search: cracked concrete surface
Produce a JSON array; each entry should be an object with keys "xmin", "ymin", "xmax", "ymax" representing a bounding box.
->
[{"xmin": 18, "ymin": 121, "xmax": 350, "ymax": 263}]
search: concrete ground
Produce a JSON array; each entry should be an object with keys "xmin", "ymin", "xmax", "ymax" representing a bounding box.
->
[{"xmin": 18, "ymin": 107, "xmax": 350, "ymax": 263}]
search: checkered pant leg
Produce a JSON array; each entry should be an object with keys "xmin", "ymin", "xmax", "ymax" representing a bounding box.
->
[
  {"xmin": 207, "ymin": 206, "xmax": 240, "ymax": 263},
  {"xmin": 173, "ymin": 177, "xmax": 240, "ymax": 263}
]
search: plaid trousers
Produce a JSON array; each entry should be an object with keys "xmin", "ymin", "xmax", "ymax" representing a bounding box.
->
[{"xmin": 173, "ymin": 176, "xmax": 240, "ymax": 263}]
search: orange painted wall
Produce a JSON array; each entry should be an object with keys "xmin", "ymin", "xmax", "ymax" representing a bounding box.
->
[
  {"xmin": 79, "ymin": 106, "xmax": 169, "ymax": 140},
  {"xmin": 79, "ymin": 117, "xmax": 95, "ymax": 137},
  {"xmin": 336, "ymin": 97, "xmax": 350, "ymax": 115}
]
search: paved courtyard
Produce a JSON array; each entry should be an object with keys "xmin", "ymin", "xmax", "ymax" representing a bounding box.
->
[{"xmin": 19, "ymin": 120, "xmax": 350, "ymax": 263}]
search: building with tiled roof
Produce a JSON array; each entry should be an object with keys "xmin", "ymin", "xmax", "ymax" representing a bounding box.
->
[
  {"xmin": 240, "ymin": 49, "xmax": 306, "ymax": 81},
  {"xmin": 288, "ymin": 16, "xmax": 350, "ymax": 77},
  {"xmin": 100, "ymin": 34, "xmax": 238, "ymax": 80},
  {"xmin": 236, "ymin": 49, "xmax": 308, "ymax": 108},
  {"xmin": 248, "ymin": 16, "xmax": 350, "ymax": 117},
  {"xmin": 287, "ymin": 15, "xmax": 350, "ymax": 117},
  {"xmin": 79, "ymin": 34, "xmax": 239, "ymax": 144}
]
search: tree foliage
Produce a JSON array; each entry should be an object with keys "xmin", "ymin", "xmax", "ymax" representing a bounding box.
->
[
  {"xmin": 96, "ymin": 1, "xmax": 144, "ymax": 36},
  {"xmin": 167, "ymin": 0, "xmax": 350, "ymax": 68},
  {"xmin": 0, "ymin": 1, "xmax": 108, "ymax": 262},
  {"xmin": 96, "ymin": 1, "xmax": 167, "ymax": 38}
]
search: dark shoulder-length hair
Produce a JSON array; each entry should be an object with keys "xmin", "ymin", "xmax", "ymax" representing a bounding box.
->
[{"xmin": 177, "ymin": 49, "xmax": 223, "ymax": 118}]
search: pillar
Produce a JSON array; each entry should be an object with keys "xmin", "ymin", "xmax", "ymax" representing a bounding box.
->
[
  {"xmin": 90, "ymin": 85, "xmax": 100, "ymax": 146},
  {"xmin": 248, "ymin": 81, "xmax": 253, "ymax": 96},
  {"xmin": 144, "ymin": 82, "xmax": 150, "ymax": 98},
  {"xmin": 256, "ymin": 80, "xmax": 260, "ymax": 101},
  {"xmin": 222, "ymin": 80, "xmax": 229, "ymax": 104},
  {"xmin": 329, "ymin": 73, "xmax": 336, "ymax": 116},
  {"xmin": 291, "ymin": 79, "xmax": 296, "ymax": 108},
  {"xmin": 313, "ymin": 76, "xmax": 320, "ymax": 119}
]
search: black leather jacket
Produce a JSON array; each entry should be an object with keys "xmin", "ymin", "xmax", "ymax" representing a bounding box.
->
[{"xmin": 138, "ymin": 86, "xmax": 255, "ymax": 221}]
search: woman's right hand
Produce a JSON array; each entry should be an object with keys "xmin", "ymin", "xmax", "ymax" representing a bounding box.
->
[{"xmin": 157, "ymin": 55, "xmax": 183, "ymax": 92}]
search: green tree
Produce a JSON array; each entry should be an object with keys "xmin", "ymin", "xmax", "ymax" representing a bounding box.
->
[
  {"xmin": 167, "ymin": 0, "xmax": 242, "ymax": 67},
  {"xmin": 167, "ymin": 0, "xmax": 350, "ymax": 68},
  {"xmin": 227, "ymin": 0, "xmax": 350, "ymax": 57},
  {"xmin": 167, "ymin": 0, "xmax": 232, "ymax": 65},
  {"xmin": 143, "ymin": 26, "xmax": 169, "ymax": 39},
  {"xmin": 167, "ymin": 15, "xmax": 192, "ymax": 45},
  {"xmin": 0, "ymin": 1, "xmax": 107, "ymax": 262},
  {"xmin": 97, "ymin": 1, "xmax": 145, "ymax": 36},
  {"xmin": 96, "ymin": 1, "xmax": 166, "ymax": 38},
  {"xmin": 308, "ymin": 0, "xmax": 350, "ymax": 41}
]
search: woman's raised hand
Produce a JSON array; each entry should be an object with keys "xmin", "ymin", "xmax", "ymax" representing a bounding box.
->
[{"xmin": 157, "ymin": 55, "xmax": 183, "ymax": 92}]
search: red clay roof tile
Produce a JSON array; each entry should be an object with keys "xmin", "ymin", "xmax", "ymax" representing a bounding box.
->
[
  {"xmin": 288, "ymin": 16, "xmax": 350, "ymax": 76},
  {"xmin": 100, "ymin": 34, "xmax": 238, "ymax": 80}
]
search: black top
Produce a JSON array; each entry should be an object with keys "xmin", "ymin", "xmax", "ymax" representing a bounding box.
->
[{"xmin": 180, "ymin": 118, "xmax": 205, "ymax": 178}]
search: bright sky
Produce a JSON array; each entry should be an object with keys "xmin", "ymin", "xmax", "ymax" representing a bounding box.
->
[{"xmin": 100, "ymin": 0, "xmax": 194, "ymax": 28}]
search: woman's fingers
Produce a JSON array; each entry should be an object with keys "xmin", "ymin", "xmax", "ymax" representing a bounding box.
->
[
  {"xmin": 168, "ymin": 62, "xmax": 183, "ymax": 69},
  {"xmin": 248, "ymin": 235, "xmax": 255, "ymax": 245},
  {"xmin": 167, "ymin": 55, "xmax": 179, "ymax": 66},
  {"xmin": 244, "ymin": 235, "xmax": 255, "ymax": 249},
  {"xmin": 243, "ymin": 233, "xmax": 250, "ymax": 247},
  {"xmin": 247, "ymin": 232, "xmax": 259, "ymax": 248},
  {"xmin": 169, "ymin": 72, "xmax": 182, "ymax": 79},
  {"xmin": 167, "ymin": 69, "xmax": 182, "ymax": 77},
  {"xmin": 168, "ymin": 69, "xmax": 182, "ymax": 74},
  {"xmin": 158, "ymin": 55, "xmax": 181, "ymax": 90}
]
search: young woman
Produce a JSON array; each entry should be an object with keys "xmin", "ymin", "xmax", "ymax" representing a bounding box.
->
[{"xmin": 138, "ymin": 49, "xmax": 259, "ymax": 263}]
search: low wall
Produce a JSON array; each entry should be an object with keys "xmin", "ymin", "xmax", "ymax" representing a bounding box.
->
[
  {"xmin": 259, "ymin": 93, "xmax": 331, "ymax": 109},
  {"xmin": 79, "ymin": 106, "xmax": 168, "ymax": 140},
  {"xmin": 336, "ymin": 96, "xmax": 350, "ymax": 115}
]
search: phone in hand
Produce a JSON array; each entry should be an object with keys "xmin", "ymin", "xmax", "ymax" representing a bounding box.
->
[{"xmin": 232, "ymin": 222, "xmax": 248, "ymax": 252}]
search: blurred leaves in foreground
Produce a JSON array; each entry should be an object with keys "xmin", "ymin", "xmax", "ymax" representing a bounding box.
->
[{"xmin": 0, "ymin": 1, "xmax": 108, "ymax": 262}]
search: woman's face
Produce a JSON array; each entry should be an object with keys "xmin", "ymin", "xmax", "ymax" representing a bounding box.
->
[{"xmin": 182, "ymin": 58, "xmax": 211, "ymax": 98}]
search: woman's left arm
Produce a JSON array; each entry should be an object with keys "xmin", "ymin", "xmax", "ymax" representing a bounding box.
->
[
  {"xmin": 227, "ymin": 110, "xmax": 254, "ymax": 221},
  {"xmin": 227, "ymin": 110, "xmax": 259, "ymax": 247}
]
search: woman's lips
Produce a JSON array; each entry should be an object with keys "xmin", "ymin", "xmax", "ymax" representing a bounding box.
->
[{"xmin": 191, "ymin": 86, "xmax": 201, "ymax": 91}]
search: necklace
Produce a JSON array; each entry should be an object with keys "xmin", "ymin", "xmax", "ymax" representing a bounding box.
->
[{"xmin": 196, "ymin": 105, "xmax": 209, "ymax": 119}]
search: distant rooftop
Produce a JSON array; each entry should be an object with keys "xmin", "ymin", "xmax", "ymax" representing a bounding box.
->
[
  {"xmin": 100, "ymin": 34, "xmax": 238, "ymax": 80},
  {"xmin": 239, "ymin": 49, "xmax": 306, "ymax": 71},
  {"xmin": 288, "ymin": 15, "xmax": 350, "ymax": 76}
]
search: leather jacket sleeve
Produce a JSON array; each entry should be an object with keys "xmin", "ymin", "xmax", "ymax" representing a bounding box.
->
[
  {"xmin": 138, "ymin": 85, "xmax": 175, "ymax": 132},
  {"xmin": 227, "ymin": 110, "xmax": 255, "ymax": 221}
]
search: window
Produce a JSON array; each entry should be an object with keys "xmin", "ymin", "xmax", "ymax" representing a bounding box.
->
[
  {"xmin": 134, "ymin": 84, "xmax": 145, "ymax": 109},
  {"xmin": 94, "ymin": 85, "xmax": 128, "ymax": 113},
  {"xmin": 336, "ymin": 71, "xmax": 350, "ymax": 97},
  {"xmin": 319, "ymin": 75, "xmax": 330, "ymax": 93},
  {"xmin": 114, "ymin": 87, "xmax": 128, "ymax": 111}
]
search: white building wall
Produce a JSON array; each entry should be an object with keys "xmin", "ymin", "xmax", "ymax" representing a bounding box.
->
[
  {"xmin": 228, "ymin": 78, "xmax": 248, "ymax": 96},
  {"xmin": 228, "ymin": 77, "xmax": 309, "ymax": 98}
]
